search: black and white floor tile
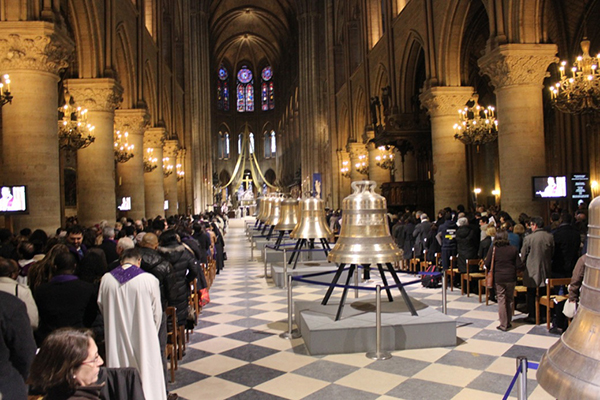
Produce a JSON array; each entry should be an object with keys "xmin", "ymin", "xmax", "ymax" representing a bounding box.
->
[{"xmin": 168, "ymin": 219, "xmax": 555, "ymax": 400}]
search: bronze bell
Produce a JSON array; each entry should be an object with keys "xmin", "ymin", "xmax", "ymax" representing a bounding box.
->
[
  {"xmin": 264, "ymin": 195, "xmax": 284, "ymax": 228},
  {"xmin": 255, "ymin": 196, "xmax": 265, "ymax": 219},
  {"xmin": 290, "ymin": 197, "xmax": 333, "ymax": 240},
  {"xmin": 258, "ymin": 195, "xmax": 274, "ymax": 223},
  {"xmin": 537, "ymin": 196, "xmax": 600, "ymax": 398},
  {"xmin": 274, "ymin": 197, "xmax": 299, "ymax": 232},
  {"xmin": 328, "ymin": 180, "xmax": 402, "ymax": 265}
]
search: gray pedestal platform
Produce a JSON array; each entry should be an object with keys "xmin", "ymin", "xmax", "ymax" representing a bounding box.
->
[
  {"xmin": 295, "ymin": 298, "xmax": 456, "ymax": 355},
  {"xmin": 271, "ymin": 262, "xmax": 347, "ymax": 288}
]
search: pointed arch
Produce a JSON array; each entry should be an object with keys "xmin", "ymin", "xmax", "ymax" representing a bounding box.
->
[
  {"xmin": 143, "ymin": 61, "xmax": 157, "ymax": 125},
  {"xmin": 67, "ymin": 0, "xmax": 103, "ymax": 77},
  {"xmin": 353, "ymin": 88, "xmax": 367, "ymax": 141},
  {"xmin": 115, "ymin": 22, "xmax": 136, "ymax": 108},
  {"xmin": 398, "ymin": 33, "xmax": 427, "ymax": 112},
  {"xmin": 373, "ymin": 63, "xmax": 389, "ymax": 97}
]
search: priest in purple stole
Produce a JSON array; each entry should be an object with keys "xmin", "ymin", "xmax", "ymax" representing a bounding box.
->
[{"xmin": 98, "ymin": 247, "xmax": 166, "ymax": 400}]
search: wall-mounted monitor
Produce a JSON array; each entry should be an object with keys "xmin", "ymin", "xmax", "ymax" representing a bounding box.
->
[
  {"xmin": 164, "ymin": 200, "xmax": 169, "ymax": 210},
  {"xmin": 0, "ymin": 185, "xmax": 28, "ymax": 214},
  {"xmin": 117, "ymin": 197, "xmax": 131, "ymax": 211},
  {"xmin": 532, "ymin": 176, "xmax": 567, "ymax": 199}
]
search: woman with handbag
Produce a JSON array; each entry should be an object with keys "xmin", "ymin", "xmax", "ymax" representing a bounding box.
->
[{"xmin": 484, "ymin": 229, "xmax": 524, "ymax": 331}]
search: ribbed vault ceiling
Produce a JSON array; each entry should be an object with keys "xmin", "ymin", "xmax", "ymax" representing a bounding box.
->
[{"xmin": 210, "ymin": 0, "xmax": 296, "ymax": 70}]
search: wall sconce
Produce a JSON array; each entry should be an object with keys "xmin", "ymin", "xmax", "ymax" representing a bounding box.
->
[
  {"xmin": 592, "ymin": 180, "xmax": 598, "ymax": 197},
  {"xmin": 340, "ymin": 160, "xmax": 351, "ymax": 178},
  {"xmin": 491, "ymin": 189, "xmax": 500, "ymax": 196}
]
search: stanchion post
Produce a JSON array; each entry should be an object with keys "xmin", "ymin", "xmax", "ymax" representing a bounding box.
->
[
  {"xmin": 283, "ymin": 248, "xmax": 288, "ymax": 289},
  {"xmin": 354, "ymin": 265, "xmax": 359, "ymax": 298},
  {"xmin": 442, "ymin": 269, "xmax": 447, "ymax": 315},
  {"xmin": 517, "ymin": 356, "xmax": 528, "ymax": 399},
  {"xmin": 366, "ymin": 285, "xmax": 392, "ymax": 360},
  {"xmin": 279, "ymin": 273, "xmax": 301, "ymax": 339}
]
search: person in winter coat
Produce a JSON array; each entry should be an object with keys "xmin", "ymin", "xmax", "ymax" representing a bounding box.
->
[
  {"xmin": 158, "ymin": 229, "xmax": 199, "ymax": 326},
  {"xmin": 437, "ymin": 213, "xmax": 458, "ymax": 270},
  {"xmin": 402, "ymin": 215, "xmax": 416, "ymax": 260},
  {"xmin": 484, "ymin": 229, "xmax": 524, "ymax": 331},
  {"xmin": 455, "ymin": 217, "xmax": 478, "ymax": 273},
  {"xmin": 478, "ymin": 226, "xmax": 496, "ymax": 260},
  {"xmin": 412, "ymin": 214, "xmax": 431, "ymax": 260},
  {"xmin": 521, "ymin": 216, "xmax": 554, "ymax": 323}
]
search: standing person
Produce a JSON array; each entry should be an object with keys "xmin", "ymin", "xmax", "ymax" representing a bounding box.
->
[
  {"xmin": 455, "ymin": 217, "xmax": 478, "ymax": 273},
  {"xmin": 0, "ymin": 257, "xmax": 39, "ymax": 329},
  {"xmin": 484, "ymin": 230, "xmax": 523, "ymax": 331},
  {"xmin": 0, "ymin": 291, "xmax": 37, "ymax": 400},
  {"xmin": 552, "ymin": 213, "xmax": 581, "ymax": 278},
  {"xmin": 98, "ymin": 227, "xmax": 119, "ymax": 265},
  {"xmin": 521, "ymin": 216, "xmax": 555, "ymax": 323},
  {"xmin": 437, "ymin": 213, "xmax": 458, "ymax": 271},
  {"xmin": 98, "ymin": 248, "xmax": 166, "ymax": 400},
  {"xmin": 65, "ymin": 225, "xmax": 87, "ymax": 261},
  {"xmin": 413, "ymin": 214, "xmax": 431, "ymax": 260}
]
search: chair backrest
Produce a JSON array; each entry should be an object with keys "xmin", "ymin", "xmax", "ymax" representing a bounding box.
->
[{"xmin": 166, "ymin": 306, "xmax": 178, "ymax": 342}]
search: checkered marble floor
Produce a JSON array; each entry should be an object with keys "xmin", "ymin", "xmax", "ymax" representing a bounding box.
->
[{"xmin": 168, "ymin": 219, "xmax": 557, "ymax": 400}]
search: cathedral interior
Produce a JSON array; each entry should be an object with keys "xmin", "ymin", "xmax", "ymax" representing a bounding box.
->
[{"xmin": 0, "ymin": 0, "xmax": 599, "ymax": 232}]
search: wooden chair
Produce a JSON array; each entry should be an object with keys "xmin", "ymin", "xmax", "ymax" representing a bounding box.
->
[
  {"xmin": 445, "ymin": 255, "xmax": 459, "ymax": 291},
  {"xmin": 537, "ymin": 278, "xmax": 571, "ymax": 329},
  {"xmin": 187, "ymin": 278, "xmax": 200, "ymax": 340},
  {"xmin": 460, "ymin": 259, "xmax": 486, "ymax": 299},
  {"xmin": 419, "ymin": 251, "xmax": 431, "ymax": 272},
  {"xmin": 165, "ymin": 306, "xmax": 178, "ymax": 382},
  {"xmin": 409, "ymin": 257, "xmax": 420, "ymax": 273},
  {"xmin": 513, "ymin": 285, "xmax": 528, "ymax": 315}
]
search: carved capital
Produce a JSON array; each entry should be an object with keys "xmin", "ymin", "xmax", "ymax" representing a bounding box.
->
[
  {"xmin": 346, "ymin": 142, "xmax": 367, "ymax": 159},
  {"xmin": 163, "ymin": 139, "xmax": 180, "ymax": 159},
  {"xmin": 0, "ymin": 22, "xmax": 74, "ymax": 74},
  {"xmin": 65, "ymin": 78, "xmax": 123, "ymax": 112},
  {"xmin": 419, "ymin": 86, "xmax": 474, "ymax": 117},
  {"xmin": 114, "ymin": 109, "xmax": 150, "ymax": 136},
  {"xmin": 478, "ymin": 44, "xmax": 558, "ymax": 90},
  {"xmin": 144, "ymin": 127, "xmax": 167, "ymax": 149},
  {"xmin": 177, "ymin": 148, "xmax": 186, "ymax": 162}
]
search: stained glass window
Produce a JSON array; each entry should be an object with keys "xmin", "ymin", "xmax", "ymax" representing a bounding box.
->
[
  {"xmin": 249, "ymin": 133, "xmax": 255, "ymax": 154},
  {"xmin": 270, "ymin": 131, "xmax": 276, "ymax": 155},
  {"xmin": 238, "ymin": 134, "xmax": 242, "ymax": 154},
  {"xmin": 237, "ymin": 65, "xmax": 254, "ymax": 113},
  {"xmin": 263, "ymin": 130, "xmax": 276, "ymax": 158},
  {"xmin": 218, "ymin": 131, "xmax": 230, "ymax": 159},
  {"xmin": 261, "ymin": 66, "xmax": 274, "ymax": 111},
  {"xmin": 217, "ymin": 65, "xmax": 229, "ymax": 111}
]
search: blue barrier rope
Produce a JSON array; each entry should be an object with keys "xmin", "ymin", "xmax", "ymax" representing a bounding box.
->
[
  {"xmin": 502, "ymin": 361, "xmax": 539, "ymax": 399},
  {"xmin": 418, "ymin": 271, "xmax": 443, "ymax": 277},
  {"xmin": 290, "ymin": 272, "xmax": 422, "ymax": 291}
]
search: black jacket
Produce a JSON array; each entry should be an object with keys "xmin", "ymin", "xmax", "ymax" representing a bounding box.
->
[
  {"xmin": 138, "ymin": 247, "xmax": 176, "ymax": 311},
  {"xmin": 158, "ymin": 243, "xmax": 199, "ymax": 325},
  {"xmin": 552, "ymin": 223, "xmax": 581, "ymax": 277},
  {"xmin": 456, "ymin": 225, "xmax": 479, "ymax": 272}
]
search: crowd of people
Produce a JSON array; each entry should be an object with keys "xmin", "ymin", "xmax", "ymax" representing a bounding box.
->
[
  {"xmin": 388, "ymin": 205, "xmax": 588, "ymax": 333},
  {"xmin": 0, "ymin": 212, "xmax": 228, "ymax": 400}
]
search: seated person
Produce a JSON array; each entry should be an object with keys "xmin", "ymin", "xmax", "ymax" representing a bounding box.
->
[{"xmin": 33, "ymin": 252, "xmax": 98, "ymax": 345}]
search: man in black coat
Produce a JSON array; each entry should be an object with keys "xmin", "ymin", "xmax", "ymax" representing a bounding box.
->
[
  {"xmin": 0, "ymin": 291, "xmax": 37, "ymax": 400},
  {"xmin": 552, "ymin": 213, "xmax": 582, "ymax": 278},
  {"xmin": 98, "ymin": 226, "xmax": 119, "ymax": 264},
  {"xmin": 33, "ymin": 252, "xmax": 98, "ymax": 345}
]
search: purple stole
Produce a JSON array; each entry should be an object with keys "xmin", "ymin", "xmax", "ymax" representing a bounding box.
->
[{"xmin": 110, "ymin": 265, "xmax": 145, "ymax": 285}]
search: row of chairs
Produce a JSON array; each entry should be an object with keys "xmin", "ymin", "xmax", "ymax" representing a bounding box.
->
[
  {"xmin": 165, "ymin": 259, "xmax": 217, "ymax": 382},
  {"xmin": 406, "ymin": 253, "xmax": 570, "ymax": 330}
]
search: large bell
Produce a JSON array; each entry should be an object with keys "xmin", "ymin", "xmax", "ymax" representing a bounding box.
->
[
  {"xmin": 254, "ymin": 196, "xmax": 264, "ymax": 219},
  {"xmin": 258, "ymin": 195, "xmax": 274, "ymax": 223},
  {"xmin": 328, "ymin": 180, "xmax": 402, "ymax": 265},
  {"xmin": 264, "ymin": 195, "xmax": 284, "ymax": 228},
  {"xmin": 290, "ymin": 197, "xmax": 333, "ymax": 240},
  {"xmin": 274, "ymin": 197, "xmax": 299, "ymax": 232},
  {"xmin": 537, "ymin": 196, "xmax": 600, "ymax": 398}
]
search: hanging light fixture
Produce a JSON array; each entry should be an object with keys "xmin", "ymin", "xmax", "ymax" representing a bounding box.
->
[
  {"xmin": 453, "ymin": 99, "xmax": 498, "ymax": 152},
  {"xmin": 163, "ymin": 157, "xmax": 174, "ymax": 177},
  {"xmin": 58, "ymin": 90, "xmax": 96, "ymax": 153},
  {"xmin": 550, "ymin": 38, "xmax": 600, "ymax": 115},
  {"xmin": 176, "ymin": 163, "xmax": 185, "ymax": 181},
  {"xmin": 375, "ymin": 145, "xmax": 395, "ymax": 171},
  {"xmin": 0, "ymin": 74, "xmax": 13, "ymax": 106},
  {"xmin": 355, "ymin": 154, "xmax": 369, "ymax": 175},
  {"xmin": 340, "ymin": 160, "xmax": 351, "ymax": 178},
  {"xmin": 114, "ymin": 130, "xmax": 134, "ymax": 163},
  {"xmin": 143, "ymin": 148, "xmax": 158, "ymax": 173}
]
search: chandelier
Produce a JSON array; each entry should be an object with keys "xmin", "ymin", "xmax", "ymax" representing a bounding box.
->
[
  {"xmin": 58, "ymin": 90, "xmax": 96, "ymax": 153},
  {"xmin": 550, "ymin": 38, "xmax": 600, "ymax": 115},
  {"xmin": 453, "ymin": 99, "xmax": 498, "ymax": 152},
  {"xmin": 0, "ymin": 74, "xmax": 12, "ymax": 106},
  {"xmin": 375, "ymin": 146, "xmax": 395, "ymax": 170},
  {"xmin": 143, "ymin": 148, "xmax": 158, "ymax": 173},
  {"xmin": 340, "ymin": 160, "xmax": 351, "ymax": 178},
  {"xmin": 176, "ymin": 164, "xmax": 185, "ymax": 181},
  {"xmin": 355, "ymin": 154, "xmax": 369, "ymax": 175},
  {"xmin": 114, "ymin": 130, "xmax": 134, "ymax": 163},
  {"xmin": 163, "ymin": 157, "xmax": 174, "ymax": 177}
]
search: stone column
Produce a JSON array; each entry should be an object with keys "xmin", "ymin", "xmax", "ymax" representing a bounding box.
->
[
  {"xmin": 478, "ymin": 44, "xmax": 558, "ymax": 217},
  {"xmin": 163, "ymin": 140, "xmax": 179, "ymax": 217},
  {"xmin": 0, "ymin": 24, "xmax": 73, "ymax": 233},
  {"xmin": 367, "ymin": 142, "xmax": 390, "ymax": 193},
  {"xmin": 67, "ymin": 78, "xmax": 122, "ymax": 227},
  {"xmin": 347, "ymin": 142, "xmax": 368, "ymax": 182},
  {"xmin": 144, "ymin": 128, "xmax": 166, "ymax": 218},
  {"xmin": 177, "ymin": 148, "xmax": 187, "ymax": 213},
  {"xmin": 114, "ymin": 109, "xmax": 149, "ymax": 220},
  {"xmin": 420, "ymin": 86, "xmax": 474, "ymax": 212}
]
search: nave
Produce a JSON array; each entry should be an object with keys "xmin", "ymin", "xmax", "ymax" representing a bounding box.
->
[{"xmin": 168, "ymin": 219, "xmax": 555, "ymax": 400}]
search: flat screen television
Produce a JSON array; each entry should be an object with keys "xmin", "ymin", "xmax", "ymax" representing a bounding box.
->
[
  {"xmin": 532, "ymin": 176, "xmax": 568, "ymax": 199},
  {"xmin": 117, "ymin": 196, "xmax": 131, "ymax": 211},
  {"xmin": 0, "ymin": 185, "xmax": 28, "ymax": 214}
]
